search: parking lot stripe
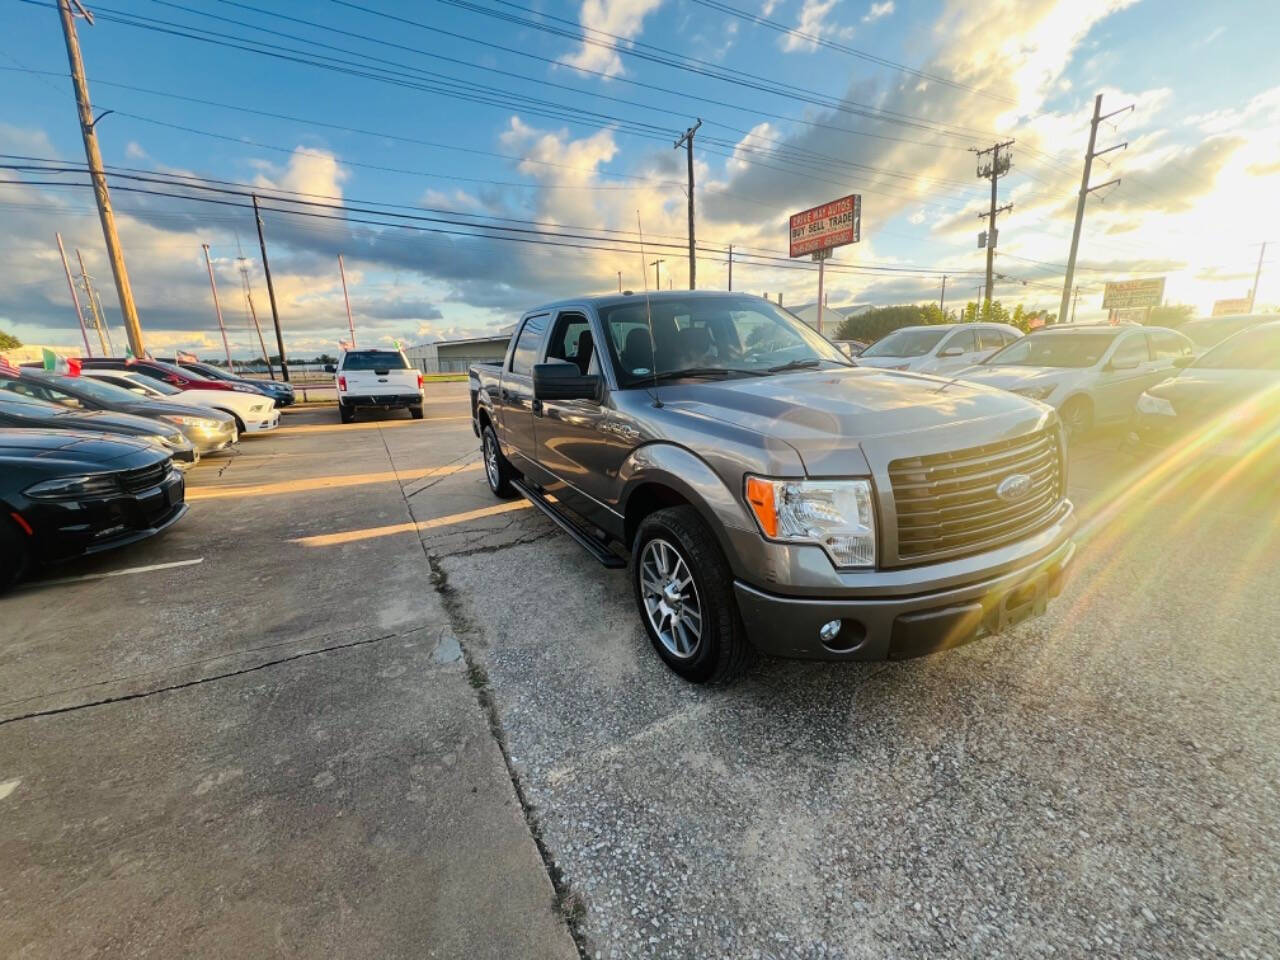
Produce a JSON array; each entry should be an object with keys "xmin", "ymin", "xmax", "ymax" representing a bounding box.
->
[
  {"xmin": 272, "ymin": 417, "xmax": 471, "ymax": 437},
  {"xmin": 290, "ymin": 500, "xmax": 532, "ymax": 547},
  {"xmin": 23, "ymin": 557, "xmax": 205, "ymax": 589},
  {"xmin": 188, "ymin": 462, "xmax": 481, "ymax": 501}
]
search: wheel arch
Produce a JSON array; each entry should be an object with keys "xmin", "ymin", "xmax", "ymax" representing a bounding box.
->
[
  {"xmin": 618, "ymin": 443, "xmax": 754, "ymax": 575},
  {"xmin": 213, "ymin": 407, "xmax": 247, "ymax": 433}
]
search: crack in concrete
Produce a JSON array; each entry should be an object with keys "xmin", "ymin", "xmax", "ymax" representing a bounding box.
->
[
  {"xmin": 0, "ymin": 631, "xmax": 405, "ymax": 727},
  {"xmin": 375, "ymin": 423, "xmax": 589, "ymax": 959}
]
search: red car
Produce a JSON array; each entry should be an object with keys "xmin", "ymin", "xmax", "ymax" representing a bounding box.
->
[{"xmin": 75, "ymin": 358, "xmax": 259, "ymax": 395}]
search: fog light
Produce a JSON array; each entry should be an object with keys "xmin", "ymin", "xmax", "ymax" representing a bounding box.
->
[{"xmin": 819, "ymin": 619, "xmax": 842, "ymax": 642}]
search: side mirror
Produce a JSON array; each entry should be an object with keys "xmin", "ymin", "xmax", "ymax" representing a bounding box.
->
[
  {"xmin": 1172, "ymin": 355, "xmax": 1193, "ymax": 368},
  {"xmin": 324, "ymin": 363, "xmax": 337, "ymax": 373},
  {"xmin": 939, "ymin": 346, "xmax": 964, "ymax": 358},
  {"xmin": 533, "ymin": 361, "xmax": 601, "ymax": 402}
]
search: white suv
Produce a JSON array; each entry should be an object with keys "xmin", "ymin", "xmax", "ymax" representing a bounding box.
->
[
  {"xmin": 857, "ymin": 323, "xmax": 1022, "ymax": 375},
  {"xmin": 330, "ymin": 349, "xmax": 424, "ymax": 423}
]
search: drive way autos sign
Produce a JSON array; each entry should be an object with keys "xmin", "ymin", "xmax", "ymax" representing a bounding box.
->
[
  {"xmin": 1102, "ymin": 277, "xmax": 1166, "ymax": 310},
  {"xmin": 790, "ymin": 195, "xmax": 861, "ymax": 258}
]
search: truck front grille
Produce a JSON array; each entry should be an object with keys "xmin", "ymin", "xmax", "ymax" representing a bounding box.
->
[{"xmin": 889, "ymin": 428, "xmax": 1064, "ymax": 562}]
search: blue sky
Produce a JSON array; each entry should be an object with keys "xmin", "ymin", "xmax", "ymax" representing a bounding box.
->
[{"xmin": 2, "ymin": 0, "xmax": 1278, "ymax": 356}]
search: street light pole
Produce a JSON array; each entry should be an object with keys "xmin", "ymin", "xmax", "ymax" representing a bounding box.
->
[
  {"xmin": 202, "ymin": 243, "xmax": 234, "ymax": 370},
  {"xmin": 55, "ymin": 232, "xmax": 93, "ymax": 356}
]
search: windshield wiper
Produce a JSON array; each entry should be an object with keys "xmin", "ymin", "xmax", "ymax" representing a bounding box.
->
[
  {"xmin": 648, "ymin": 367, "xmax": 765, "ymax": 382},
  {"xmin": 767, "ymin": 358, "xmax": 825, "ymax": 373}
]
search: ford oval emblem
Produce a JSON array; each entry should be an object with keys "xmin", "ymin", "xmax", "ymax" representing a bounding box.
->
[{"xmin": 996, "ymin": 473, "xmax": 1033, "ymax": 502}]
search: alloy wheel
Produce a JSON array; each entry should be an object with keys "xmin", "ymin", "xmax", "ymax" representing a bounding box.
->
[{"xmin": 639, "ymin": 538, "xmax": 703, "ymax": 659}]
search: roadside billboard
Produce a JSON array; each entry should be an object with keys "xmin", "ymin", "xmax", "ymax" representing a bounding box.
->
[
  {"xmin": 789, "ymin": 195, "xmax": 861, "ymax": 258},
  {"xmin": 1102, "ymin": 277, "xmax": 1165, "ymax": 310},
  {"xmin": 1211, "ymin": 297, "xmax": 1252, "ymax": 317}
]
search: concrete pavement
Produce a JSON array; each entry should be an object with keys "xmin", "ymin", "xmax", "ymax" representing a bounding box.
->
[{"xmin": 3, "ymin": 385, "xmax": 1278, "ymax": 958}]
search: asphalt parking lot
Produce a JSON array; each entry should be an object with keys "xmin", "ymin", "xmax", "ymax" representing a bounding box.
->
[{"xmin": 2, "ymin": 383, "xmax": 1278, "ymax": 959}]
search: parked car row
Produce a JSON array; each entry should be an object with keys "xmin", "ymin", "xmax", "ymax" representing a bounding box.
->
[
  {"xmin": 852, "ymin": 317, "xmax": 1279, "ymax": 459},
  {"xmin": 0, "ymin": 356, "xmax": 285, "ymax": 592}
]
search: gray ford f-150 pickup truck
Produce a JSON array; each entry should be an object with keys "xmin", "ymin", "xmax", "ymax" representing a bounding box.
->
[{"xmin": 470, "ymin": 291, "xmax": 1076, "ymax": 683}]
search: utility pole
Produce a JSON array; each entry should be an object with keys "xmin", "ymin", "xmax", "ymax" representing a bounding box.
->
[
  {"xmin": 75, "ymin": 249, "xmax": 110, "ymax": 356},
  {"xmin": 239, "ymin": 257, "xmax": 275, "ymax": 379},
  {"xmin": 57, "ymin": 0, "xmax": 145, "ymax": 357},
  {"xmin": 55, "ymin": 233, "xmax": 93, "ymax": 356},
  {"xmin": 1248, "ymin": 242, "xmax": 1268, "ymax": 311},
  {"xmin": 617, "ymin": 270, "xmax": 622, "ymax": 292},
  {"xmin": 727, "ymin": 244, "xmax": 733, "ymax": 291},
  {"xmin": 650, "ymin": 259, "xmax": 664, "ymax": 291},
  {"xmin": 201, "ymin": 243, "xmax": 234, "ymax": 370},
  {"xmin": 1058, "ymin": 93, "xmax": 1131, "ymax": 325},
  {"xmin": 673, "ymin": 118, "xmax": 702, "ymax": 289},
  {"xmin": 973, "ymin": 140, "xmax": 1014, "ymax": 306},
  {"xmin": 939, "ymin": 274, "xmax": 947, "ymax": 313},
  {"xmin": 90, "ymin": 286, "xmax": 115, "ymax": 354},
  {"xmin": 252, "ymin": 194, "xmax": 290, "ymax": 381},
  {"xmin": 338, "ymin": 253, "xmax": 357, "ymax": 347}
]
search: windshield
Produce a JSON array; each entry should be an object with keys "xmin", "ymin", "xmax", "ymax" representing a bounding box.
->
[
  {"xmin": 341, "ymin": 350, "xmax": 411, "ymax": 371},
  {"xmin": 0, "ymin": 390, "xmax": 64, "ymax": 418},
  {"xmin": 599, "ymin": 296, "xmax": 848, "ymax": 385},
  {"xmin": 100, "ymin": 373, "xmax": 181, "ymax": 396},
  {"xmin": 187, "ymin": 362, "xmax": 236, "ymax": 381},
  {"xmin": 861, "ymin": 328, "xmax": 947, "ymax": 358},
  {"xmin": 39, "ymin": 374, "xmax": 143, "ymax": 405},
  {"xmin": 1194, "ymin": 326, "xmax": 1280, "ymax": 370},
  {"xmin": 984, "ymin": 332, "xmax": 1118, "ymax": 368}
]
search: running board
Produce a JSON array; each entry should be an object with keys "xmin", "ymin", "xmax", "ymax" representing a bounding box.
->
[{"xmin": 511, "ymin": 478, "xmax": 626, "ymax": 569}]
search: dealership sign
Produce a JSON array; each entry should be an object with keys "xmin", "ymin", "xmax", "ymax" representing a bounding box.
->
[
  {"xmin": 1102, "ymin": 277, "xmax": 1166, "ymax": 310},
  {"xmin": 789, "ymin": 195, "xmax": 861, "ymax": 258},
  {"xmin": 1211, "ymin": 297, "xmax": 1252, "ymax": 317}
]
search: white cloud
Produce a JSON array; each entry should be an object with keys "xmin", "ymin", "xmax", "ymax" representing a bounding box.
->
[
  {"xmin": 863, "ymin": 1, "xmax": 894, "ymax": 22},
  {"xmin": 782, "ymin": 0, "xmax": 854, "ymax": 52},
  {"xmin": 761, "ymin": 0, "xmax": 781, "ymax": 15},
  {"xmin": 558, "ymin": 0, "xmax": 665, "ymax": 78}
]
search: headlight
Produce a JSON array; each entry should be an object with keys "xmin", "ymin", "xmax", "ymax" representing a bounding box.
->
[
  {"xmin": 1136, "ymin": 392, "xmax": 1176, "ymax": 417},
  {"xmin": 745, "ymin": 476, "xmax": 876, "ymax": 568},
  {"xmin": 148, "ymin": 432, "xmax": 186, "ymax": 448},
  {"xmin": 1013, "ymin": 385, "xmax": 1056, "ymax": 401},
  {"xmin": 25, "ymin": 474, "xmax": 120, "ymax": 499},
  {"xmin": 249, "ymin": 403, "xmax": 266, "ymax": 412},
  {"xmin": 162, "ymin": 414, "xmax": 219, "ymax": 429}
]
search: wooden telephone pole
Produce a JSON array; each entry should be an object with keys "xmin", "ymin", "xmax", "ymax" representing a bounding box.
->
[
  {"xmin": 57, "ymin": 0, "xmax": 145, "ymax": 357},
  {"xmin": 674, "ymin": 119, "xmax": 702, "ymax": 290}
]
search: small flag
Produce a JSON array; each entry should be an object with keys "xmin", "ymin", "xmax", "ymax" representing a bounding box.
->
[
  {"xmin": 124, "ymin": 344, "xmax": 136, "ymax": 365},
  {"xmin": 177, "ymin": 350, "xmax": 198, "ymax": 363},
  {"xmin": 338, "ymin": 339, "xmax": 353, "ymax": 351},
  {"xmin": 0, "ymin": 355, "xmax": 18, "ymax": 376},
  {"xmin": 42, "ymin": 348, "xmax": 82, "ymax": 376}
]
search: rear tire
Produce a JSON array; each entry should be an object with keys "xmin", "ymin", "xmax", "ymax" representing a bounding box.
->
[
  {"xmin": 0, "ymin": 518, "xmax": 31, "ymax": 594},
  {"xmin": 409, "ymin": 404, "xmax": 425, "ymax": 420},
  {"xmin": 482, "ymin": 423, "xmax": 516, "ymax": 498},
  {"xmin": 631, "ymin": 505, "xmax": 755, "ymax": 684},
  {"xmin": 339, "ymin": 402, "xmax": 355, "ymax": 424},
  {"xmin": 1061, "ymin": 395, "xmax": 1093, "ymax": 440}
]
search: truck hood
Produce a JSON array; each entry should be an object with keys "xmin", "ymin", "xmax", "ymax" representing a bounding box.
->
[{"xmin": 657, "ymin": 367, "xmax": 1053, "ymax": 475}]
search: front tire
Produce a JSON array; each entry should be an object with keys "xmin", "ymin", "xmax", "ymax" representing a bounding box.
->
[
  {"xmin": 0, "ymin": 518, "xmax": 31, "ymax": 594},
  {"xmin": 481, "ymin": 423, "xmax": 516, "ymax": 498},
  {"xmin": 631, "ymin": 506, "xmax": 755, "ymax": 684},
  {"xmin": 1061, "ymin": 395, "xmax": 1093, "ymax": 440}
]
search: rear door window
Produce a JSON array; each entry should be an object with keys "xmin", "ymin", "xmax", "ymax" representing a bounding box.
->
[
  {"xmin": 1151, "ymin": 330, "xmax": 1193, "ymax": 359},
  {"xmin": 1110, "ymin": 333, "xmax": 1151, "ymax": 367},
  {"xmin": 510, "ymin": 315, "xmax": 548, "ymax": 377},
  {"xmin": 944, "ymin": 328, "xmax": 978, "ymax": 354},
  {"xmin": 978, "ymin": 328, "xmax": 1008, "ymax": 350}
]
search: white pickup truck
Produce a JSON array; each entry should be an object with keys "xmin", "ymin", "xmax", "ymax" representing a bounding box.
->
[{"xmin": 329, "ymin": 349, "xmax": 424, "ymax": 423}]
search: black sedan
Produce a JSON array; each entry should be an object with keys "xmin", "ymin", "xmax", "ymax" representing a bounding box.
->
[
  {"xmin": 1, "ymin": 370, "xmax": 238, "ymax": 455},
  {"xmin": 0, "ymin": 390, "xmax": 198, "ymax": 464},
  {"xmin": 0, "ymin": 429, "xmax": 187, "ymax": 591},
  {"xmin": 1130, "ymin": 320, "xmax": 1280, "ymax": 462}
]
